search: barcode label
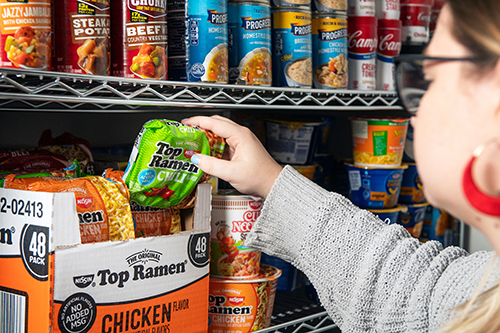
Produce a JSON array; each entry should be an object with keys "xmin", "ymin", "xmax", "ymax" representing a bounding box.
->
[
  {"xmin": 294, "ymin": 145, "xmax": 310, "ymax": 164},
  {"xmin": 348, "ymin": 170, "xmax": 362, "ymax": 191},
  {"xmin": 1, "ymin": 289, "xmax": 27, "ymax": 333}
]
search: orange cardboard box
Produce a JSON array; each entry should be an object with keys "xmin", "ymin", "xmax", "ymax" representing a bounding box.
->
[{"xmin": 0, "ymin": 184, "xmax": 211, "ymax": 333}]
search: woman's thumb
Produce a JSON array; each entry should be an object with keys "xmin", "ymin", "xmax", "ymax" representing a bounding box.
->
[{"xmin": 191, "ymin": 154, "xmax": 230, "ymax": 180}]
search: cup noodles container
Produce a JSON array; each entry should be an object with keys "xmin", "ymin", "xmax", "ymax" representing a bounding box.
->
[
  {"xmin": 350, "ymin": 117, "xmax": 409, "ymax": 168},
  {"xmin": 376, "ymin": 0, "xmax": 400, "ymax": 20},
  {"xmin": 186, "ymin": 0, "xmax": 229, "ymax": 83},
  {"xmin": 290, "ymin": 164, "xmax": 316, "ymax": 180},
  {"xmin": 0, "ymin": 0, "xmax": 51, "ymax": 70},
  {"xmin": 397, "ymin": 202, "xmax": 429, "ymax": 238},
  {"xmin": 265, "ymin": 120, "xmax": 321, "ymax": 165},
  {"xmin": 208, "ymin": 264, "xmax": 282, "ymax": 333},
  {"xmin": 110, "ymin": 1, "xmax": 167, "ymax": 80},
  {"xmin": 210, "ymin": 191, "xmax": 263, "ymax": 279},
  {"xmin": 399, "ymin": 163, "xmax": 426, "ymax": 204},
  {"xmin": 368, "ymin": 204, "xmax": 403, "ymax": 225},
  {"xmin": 348, "ymin": 16, "xmax": 378, "ymax": 90},
  {"xmin": 345, "ymin": 163, "xmax": 407, "ymax": 209},
  {"xmin": 53, "ymin": 0, "xmax": 110, "ymax": 75},
  {"xmin": 401, "ymin": 0, "xmax": 432, "ymax": 45},
  {"xmin": 376, "ymin": 19, "xmax": 402, "ymax": 91},
  {"xmin": 348, "ymin": 0, "xmax": 375, "ymax": 17}
]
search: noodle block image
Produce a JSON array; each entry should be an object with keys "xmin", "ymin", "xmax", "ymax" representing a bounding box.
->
[
  {"xmin": 350, "ymin": 117, "xmax": 410, "ymax": 168},
  {"xmin": 209, "ymin": 264, "xmax": 282, "ymax": 332},
  {"xmin": 210, "ymin": 191, "xmax": 263, "ymax": 278},
  {"xmin": 77, "ymin": 37, "xmax": 110, "ymax": 75},
  {"xmin": 130, "ymin": 43, "xmax": 167, "ymax": 79},
  {"xmin": 5, "ymin": 26, "xmax": 50, "ymax": 69},
  {"xmin": 346, "ymin": 163, "xmax": 407, "ymax": 209}
]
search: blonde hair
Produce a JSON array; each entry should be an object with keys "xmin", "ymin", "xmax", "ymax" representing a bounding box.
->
[{"xmin": 440, "ymin": 1, "xmax": 500, "ymax": 332}]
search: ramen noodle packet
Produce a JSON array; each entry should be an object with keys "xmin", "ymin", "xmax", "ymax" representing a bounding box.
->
[
  {"xmin": 131, "ymin": 201, "xmax": 181, "ymax": 237},
  {"xmin": 0, "ymin": 149, "xmax": 71, "ymax": 172},
  {"xmin": 38, "ymin": 129, "xmax": 95, "ymax": 174},
  {"xmin": 0, "ymin": 159, "xmax": 83, "ymax": 186},
  {"xmin": 123, "ymin": 119, "xmax": 226, "ymax": 209},
  {"xmin": 2, "ymin": 174, "xmax": 135, "ymax": 244}
]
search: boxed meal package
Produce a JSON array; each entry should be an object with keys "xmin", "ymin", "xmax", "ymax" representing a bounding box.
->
[{"xmin": 0, "ymin": 184, "xmax": 211, "ymax": 333}]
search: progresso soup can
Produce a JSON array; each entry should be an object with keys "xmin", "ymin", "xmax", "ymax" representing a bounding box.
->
[
  {"xmin": 53, "ymin": 0, "xmax": 111, "ymax": 75},
  {"xmin": 272, "ymin": 6, "xmax": 312, "ymax": 88},
  {"xmin": 312, "ymin": 0, "xmax": 348, "ymax": 13},
  {"xmin": 210, "ymin": 191, "xmax": 263, "ymax": 279},
  {"xmin": 312, "ymin": 12, "xmax": 348, "ymax": 89},
  {"xmin": 0, "ymin": 0, "xmax": 51, "ymax": 70},
  {"xmin": 187, "ymin": 0, "xmax": 229, "ymax": 83},
  {"xmin": 111, "ymin": 1, "xmax": 168, "ymax": 80},
  {"xmin": 228, "ymin": 0, "xmax": 272, "ymax": 86}
]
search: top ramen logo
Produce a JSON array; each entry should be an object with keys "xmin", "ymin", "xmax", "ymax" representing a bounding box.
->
[
  {"xmin": 126, "ymin": 248, "xmax": 163, "ymax": 266},
  {"xmin": 378, "ymin": 34, "xmax": 401, "ymax": 56},
  {"xmin": 349, "ymin": 30, "xmax": 377, "ymax": 53},
  {"xmin": 76, "ymin": 197, "xmax": 93, "ymax": 209},
  {"xmin": 128, "ymin": 0, "xmax": 167, "ymax": 17}
]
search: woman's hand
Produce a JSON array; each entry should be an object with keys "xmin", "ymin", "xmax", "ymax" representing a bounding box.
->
[{"xmin": 182, "ymin": 115, "xmax": 282, "ymax": 199}]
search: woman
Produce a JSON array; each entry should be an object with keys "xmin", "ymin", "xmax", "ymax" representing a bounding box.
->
[{"xmin": 183, "ymin": 1, "xmax": 500, "ymax": 331}]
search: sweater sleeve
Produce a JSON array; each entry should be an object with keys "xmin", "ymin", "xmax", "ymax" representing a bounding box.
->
[{"xmin": 245, "ymin": 165, "xmax": 500, "ymax": 333}]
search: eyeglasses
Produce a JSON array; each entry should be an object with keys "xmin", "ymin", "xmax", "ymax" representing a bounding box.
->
[{"xmin": 394, "ymin": 54, "xmax": 489, "ymax": 115}]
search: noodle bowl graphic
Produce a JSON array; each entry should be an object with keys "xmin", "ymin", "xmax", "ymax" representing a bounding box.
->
[
  {"xmin": 284, "ymin": 56, "xmax": 312, "ymax": 87},
  {"xmin": 217, "ymin": 249, "xmax": 260, "ymax": 279}
]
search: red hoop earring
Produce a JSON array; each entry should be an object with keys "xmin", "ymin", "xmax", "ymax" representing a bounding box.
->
[{"xmin": 462, "ymin": 138, "xmax": 500, "ymax": 216}]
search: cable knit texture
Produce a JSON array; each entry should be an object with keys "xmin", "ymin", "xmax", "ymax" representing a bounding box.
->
[{"xmin": 245, "ymin": 166, "xmax": 500, "ymax": 332}]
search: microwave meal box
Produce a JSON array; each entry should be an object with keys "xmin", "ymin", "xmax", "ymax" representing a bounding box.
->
[{"xmin": 0, "ymin": 184, "xmax": 212, "ymax": 333}]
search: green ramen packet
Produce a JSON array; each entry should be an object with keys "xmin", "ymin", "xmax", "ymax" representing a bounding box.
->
[{"xmin": 123, "ymin": 119, "xmax": 226, "ymax": 209}]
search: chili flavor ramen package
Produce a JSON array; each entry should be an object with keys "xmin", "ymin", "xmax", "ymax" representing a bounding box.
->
[{"xmin": 123, "ymin": 119, "xmax": 225, "ymax": 209}]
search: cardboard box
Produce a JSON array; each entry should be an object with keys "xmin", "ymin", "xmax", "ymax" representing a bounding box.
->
[{"xmin": 0, "ymin": 184, "xmax": 211, "ymax": 333}]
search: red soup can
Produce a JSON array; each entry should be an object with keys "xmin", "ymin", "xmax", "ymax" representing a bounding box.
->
[
  {"xmin": 111, "ymin": 1, "xmax": 168, "ymax": 80},
  {"xmin": 348, "ymin": 0, "xmax": 375, "ymax": 17},
  {"xmin": 0, "ymin": 0, "xmax": 51, "ymax": 70},
  {"xmin": 53, "ymin": 0, "xmax": 111, "ymax": 75},
  {"xmin": 401, "ymin": 0, "xmax": 432, "ymax": 45},
  {"xmin": 376, "ymin": 19, "xmax": 401, "ymax": 91},
  {"xmin": 430, "ymin": 0, "xmax": 445, "ymax": 34},
  {"xmin": 348, "ymin": 16, "xmax": 378, "ymax": 90}
]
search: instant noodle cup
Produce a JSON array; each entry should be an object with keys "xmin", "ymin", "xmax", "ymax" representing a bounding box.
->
[
  {"xmin": 345, "ymin": 163, "xmax": 407, "ymax": 209},
  {"xmin": 399, "ymin": 163, "xmax": 426, "ymax": 204},
  {"xmin": 397, "ymin": 202, "xmax": 429, "ymax": 238},
  {"xmin": 208, "ymin": 264, "xmax": 282, "ymax": 332},
  {"xmin": 289, "ymin": 164, "xmax": 316, "ymax": 180},
  {"xmin": 211, "ymin": 191, "xmax": 263, "ymax": 278},
  {"xmin": 350, "ymin": 117, "xmax": 410, "ymax": 168},
  {"xmin": 265, "ymin": 120, "xmax": 321, "ymax": 165},
  {"xmin": 403, "ymin": 123, "xmax": 415, "ymax": 162},
  {"xmin": 420, "ymin": 205, "xmax": 451, "ymax": 246},
  {"xmin": 368, "ymin": 205, "xmax": 402, "ymax": 225}
]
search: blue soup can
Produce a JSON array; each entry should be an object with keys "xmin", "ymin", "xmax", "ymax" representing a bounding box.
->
[
  {"xmin": 272, "ymin": 6, "xmax": 312, "ymax": 87},
  {"xmin": 228, "ymin": 0, "xmax": 272, "ymax": 85},
  {"xmin": 312, "ymin": 12, "xmax": 348, "ymax": 89},
  {"xmin": 399, "ymin": 163, "xmax": 425, "ymax": 204},
  {"xmin": 345, "ymin": 163, "xmax": 407, "ymax": 209},
  {"xmin": 187, "ymin": 0, "xmax": 229, "ymax": 82}
]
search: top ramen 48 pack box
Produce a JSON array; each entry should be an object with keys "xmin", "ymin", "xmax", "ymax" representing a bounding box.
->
[{"xmin": 0, "ymin": 184, "xmax": 212, "ymax": 333}]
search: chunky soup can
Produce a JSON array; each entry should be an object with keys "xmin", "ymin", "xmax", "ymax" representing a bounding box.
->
[
  {"xmin": 0, "ymin": 0, "xmax": 51, "ymax": 70},
  {"xmin": 210, "ymin": 191, "xmax": 263, "ymax": 279},
  {"xmin": 209, "ymin": 265, "xmax": 281, "ymax": 333},
  {"xmin": 228, "ymin": 0, "xmax": 272, "ymax": 86},
  {"xmin": 53, "ymin": 0, "xmax": 111, "ymax": 75},
  {"xmin": 272, "ymin": 6, "xmax": 312, "ymax": 88},
  {"xmin": 312, "ymin": 12, "xmax": 348, "ymax": 89},
  {"xmin": 111, "ymin": 0, "xmax": 168, "ymax": 80},
  {"xmin": 186, "ymin": 0, "xmax": 229, "ymax": 83}
]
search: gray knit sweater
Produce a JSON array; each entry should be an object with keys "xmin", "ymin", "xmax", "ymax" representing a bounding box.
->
[{"xmin": 245, "ymin": 165, "xmax": 500, "ymax": 332}]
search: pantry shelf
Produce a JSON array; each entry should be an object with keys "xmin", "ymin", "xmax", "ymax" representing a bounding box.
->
[{"xmin": 0, "ymin": 67, "xmax": 402, "ymax": 112}]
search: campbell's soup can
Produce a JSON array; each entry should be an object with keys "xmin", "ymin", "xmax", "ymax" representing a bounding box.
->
[
  {"xmin": 429, "ymin": 0, "xmax": 444, "ymax": 35},
  {"xmin": 312, "ymin": 13, "xmax": 348, "ymax": 89},
  {"xmin": 272, "ymin": 6, "xmax": 312, "ymax": 88},
  {"xmin": 348, "ymin": 0, "xmax": 375, "ymax": 17},
  {"xmin": 111, "ymin": 1, "xmax": 167, "ymax": 80},
  {"xmin": 186, "ymin": 0, "xmax": 228, "ymax": 83},
  {"xmin": 376, "ymin": 19, "xmax": 401, "ymax": 91},
  {"xmin": 348, "ymin": 16, "xmax": 377, "ymax": 90},
  {"xmin": 401, "ymin": 0, "xmax": 432, "ymax": 45},
  {"xmin": 208, "ymin": 265, "xmax": 282, "ymax": 333},
  {"xmin": 311, "ymin": 0, "xmax": 348, "ymax": 13},
  {"xmin": 228, "ymin": 0, "xmax": 272, "ymax": 86},
  {"xmin": 210, "ymin": 191, "xmax": 263, "ymax": 279},
  {"xmin": 376, "ymin": 0, "xmax": 400, "ymax": 20},
  {"xmin": 0, "ymin": 0, "xmax": 51, "ymax": 70},
  {"xmin": 53, "ymin": 0, "xmax": 110, "ymax": 75}
]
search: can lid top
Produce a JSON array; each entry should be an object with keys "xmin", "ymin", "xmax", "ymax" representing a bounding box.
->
[
  {"xmin": 347, "ymin": 15, "xmax": 378, "ymax": 26},
  {"xmin": 401, "ymin": 0, "xmax": 434, "ymax": 6},
  {"xmin": 378, "ymin": 19, "xmax": 402, "ymax": 29}
]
